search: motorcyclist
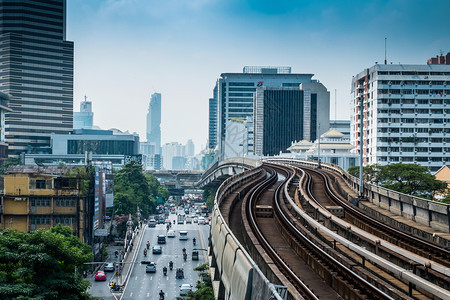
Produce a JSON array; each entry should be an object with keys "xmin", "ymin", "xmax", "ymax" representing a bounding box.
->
[
  {"xmin": 193, "ymin": 237, "xmax": 196, "ymax": 245},
  {"xmin": 144, "ymin": 249, "xmax": 147, "ymax": 256},
  {"xmin": 183, "ymin": 252, "xmax": 187, "ymax": 261},
  {"xmin": 182, "ymin": 247, "xmax": 186, "ymax": 254},
  {"xmin": 169, "ymin": 261, "xmax": 173, "ymax": 270},
  {"xmin": 146, "ymin": 241, "xmax": 150, "ymax": 249},
  {"xmin": 159, "ymin": 290, "xmax": 165, "ymax": 300},
  {"xmin": 163, "ymin": 266, "xmax": 167, "ymax": 276}
]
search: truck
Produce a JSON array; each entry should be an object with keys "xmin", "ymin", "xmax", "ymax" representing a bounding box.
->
[{"xmin": 177, "ymin": 214, "xmax": 185, "ymax": 224}]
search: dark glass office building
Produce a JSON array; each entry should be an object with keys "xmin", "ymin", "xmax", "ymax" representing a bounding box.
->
[
  {"xmin": 0, "ymin": 0, "xmax": 74, "ymax": 156},
  {"xmin": 254, "ymin": 84, "xmax": 329, "ymax": 156}
]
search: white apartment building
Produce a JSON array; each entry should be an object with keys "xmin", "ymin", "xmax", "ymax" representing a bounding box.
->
[{"xmin": 351, "ymin": 63, "xmax": 450, "ymax": 172}]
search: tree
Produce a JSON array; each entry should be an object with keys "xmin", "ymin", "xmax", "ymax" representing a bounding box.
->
[
  {"xmin": 347, "ymin": 164, "xmax": 381, "ymax": 184},
  {"xmin": 202, "ymin": 188, "xmax": 216, "ymax": 211},
  {"xmin": 0, "ymin": 225, "xmax": 95, "ymax": 300},
  {"xmin": 378, "ymin": 163, "xmax": 447, "ymax": 199},
  {"xmin": 113, "ymin": 161, "xmax": 168, "ymax": 218},
  {"xmin": 177, "ymin": 263, "xmax": 214, "ymax": 300},
  {"xmin": 349, "ymin": 163, "xmax": 447, "ymax": 200},
  {"xmin": 0, "ymin": 157, "xmax": 22, "ymax": 174}
]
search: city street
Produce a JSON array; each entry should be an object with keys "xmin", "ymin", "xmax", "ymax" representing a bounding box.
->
[{"xmin": 121, "ymin": 210, "xmax": 210, "ymax": 299}]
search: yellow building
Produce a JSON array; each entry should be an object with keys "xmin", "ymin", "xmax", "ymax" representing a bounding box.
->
[
  {"xmin": 434, "ymin": 165, "xmax": 450, "ymax": 199},
  {"xmin": 1, "ymin": 165, "xmax": 88, "ymax": 241}
]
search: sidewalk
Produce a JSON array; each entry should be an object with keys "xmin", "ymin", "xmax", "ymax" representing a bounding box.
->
[{"xmin": 110, "ymin": 223, "xmax": 145, "ymax": 299}]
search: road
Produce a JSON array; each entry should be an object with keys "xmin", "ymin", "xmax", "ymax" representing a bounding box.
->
[{"xmin": 121, "ymin": 210, "xmax": 210, "ymax": 299}]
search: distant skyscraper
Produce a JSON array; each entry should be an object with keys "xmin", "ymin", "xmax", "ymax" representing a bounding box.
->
[
  {"xmin": 0, "ymin": 0, "xmax": 74, "ymax": 156},
  {"xmin": 146, "ymin": 93, "xmax": 161, "ymax": 154},
  {"xmin": 74, "ymin": 98, "xmax": 94, "ymax": 129},
  {"xmin": 162, "ymin": 142, "xmax": 184, "ymax": 170},
  {"xmin": 186, "ymin": 139, "xmax": 195, "ymax": 156}
]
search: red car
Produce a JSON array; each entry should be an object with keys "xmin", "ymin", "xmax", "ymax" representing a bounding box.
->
[{"xmin": 94, "ymin": 271, "xmax": 107, "ymax": 281}]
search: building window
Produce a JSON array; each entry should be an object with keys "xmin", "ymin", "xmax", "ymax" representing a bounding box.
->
[
  {"xmin": 55, "ymin": 198, "xmax": 76, "ymax": 207},
  {"xmin": 30, "ymin": 216, "xmax": 51, "ymax": 225},
  {"xmin": 30, "ymin": 197, "xmax": 51, "ymax": 207},
  {"xmin": 54, "ymin": 216, "xmax": 75, "ymax": 225},
  {"xmin": 36, "ymin": 180, "xmax": 46, "ymax": 189}
]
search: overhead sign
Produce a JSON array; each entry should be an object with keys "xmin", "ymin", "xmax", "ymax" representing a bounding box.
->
[{"xmin": 95, "ymin": 229, "xmax": 108, "ymax": 237}]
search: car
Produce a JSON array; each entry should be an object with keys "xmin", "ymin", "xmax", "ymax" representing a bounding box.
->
[
  {"xmin": 152, "ymin": 245, "xmax": 162, "ymax": 254},
  {"xmin": 179, "ymin": 230, "xmax": 188, "ymax": 240},
  {"xmin": 204, "ymin": 219, "xmax": 210, "ymax": 225},
  {"xmin": 165, "ymin": 219, "xmax": 171, "ymax": 224},
  {"xmin": 195, "ymin": 209, "xmax": 200, "ymax": 214},
  {"xmin": 148, "ymin": 219, "xmax": 157, "ymax": 227},
  {"xmin": 198, "ymin": 217, "xmax": 205, "ymax": 225},
  {"xmin": 186, "ymin": 216, "xmax": 192, "ymax": 224},
  {"xmin": 94, "ymin": 271, "xmax": 107, "ymax": 281},
  {"xmin": 157, "ymin": 235, "xmax": 166, "ymax": 244},
  {"xmin": 193, "ymin": 217, "xmax": 198, "ymax": 223},
  {"xmin": 167, "ymin": 230, "xmax": 175, "ymax": 238},
  {"xmin": 180, "ymin": 283, "xmax": 193, "ymax": 296},
  {"xmin": 103, "ymin": 262, "xmax": 115, "ymax": 272},
  {"xmin": 146, "ymin": 262, "xmax": 156, "ymax": 273}
]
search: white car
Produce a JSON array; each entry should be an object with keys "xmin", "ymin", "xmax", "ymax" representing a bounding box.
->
[
  {"xmin": 180, "ymin": 283, "xmax": 193, "ymax": 296},
  {"xmin": 198, "ymin": 217, "xmax": 205, "ymax": 225},
  {"xmin": 167, "ymin": 230, "xmax": 175, "ymax": 238}
]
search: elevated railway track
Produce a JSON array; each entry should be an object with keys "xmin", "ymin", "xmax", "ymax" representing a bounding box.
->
[{"xmin": 216, "ymin": 161, "xmax": 450, "ymax": 299}]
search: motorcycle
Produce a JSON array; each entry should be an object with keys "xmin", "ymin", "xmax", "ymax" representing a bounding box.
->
[
  {"xmin": 159, "ymin": 291, "xmax": 165, "ymax": 300},
  {"xmin": 193, "ymin": 238, "xmax": 196, "ymax": 246},
  {"xmin": 169, "ymin": 261, "xmax": 173, "ymax": 270},
  {"xmin": 183, "ymin": 253, "xmax": 187, "ymax": 261},
  {"xmin": 144, "ymin": 249, "xmax": 147, "ymax": 257},
  {"xmin": 146, "ymin": 242, "xmax": 150, "ymax": 250},
  {"xmin": 163, "ymin": 267, "xmax": 167, "ymax": 276}
]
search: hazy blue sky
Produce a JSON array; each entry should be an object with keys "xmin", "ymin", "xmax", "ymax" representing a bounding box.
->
[{"xmin": 67, "ymin": 0, "xmax": 450, "ymax": 153}]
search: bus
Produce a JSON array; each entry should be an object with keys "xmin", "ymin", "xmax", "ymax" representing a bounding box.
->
[{"xmin": 200, "ymin": 205, "xmax": 208, "ymax": 216}]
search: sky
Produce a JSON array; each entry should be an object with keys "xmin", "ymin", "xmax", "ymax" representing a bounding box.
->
[{"xmin": 67, "ymin": 0, "xmax": 450, "ymax": 154}]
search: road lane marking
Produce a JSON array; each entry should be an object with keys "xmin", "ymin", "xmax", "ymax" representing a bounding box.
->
[
  {"xmin": 147, "ymin": 292, "xmax": 149, "ymax": 297},
  {"xmin": 130, "ymin": 292, "xmax": 133, "ymax": 297},
  {"xmin": 197, "ymin": 224, "xmax": 208, "ymax": 263},
  {"xmin": 135, "ymin": 276, "xmax": 138, "ymax": 280}
]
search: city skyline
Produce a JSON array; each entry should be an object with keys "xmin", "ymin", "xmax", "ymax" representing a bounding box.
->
[{"xmin": 67, "ymin": 0, "xmax": 450, "ymax": 153}]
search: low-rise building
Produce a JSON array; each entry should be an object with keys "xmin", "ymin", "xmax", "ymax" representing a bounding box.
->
[
  {"xmin": 0, "ymin": 166, "xmax": 90, "ymax": 242},
  {"xmin": 287, "ymin": 129, "xmax": 359, "ymax": 170}
]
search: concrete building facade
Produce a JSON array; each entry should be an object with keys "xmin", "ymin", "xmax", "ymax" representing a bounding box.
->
[
  {"xmin": 351, "ymin": 63, "xmax": 450, "ymax": 172},
  {"xmin": 0, "ymin": 0, "xmax": 74, "ymax": 156},
  {"xmin": 212, "ymin": 66, "xmax": 321, "ymax": 160},
  {"xmin": 1, "ymin": 166, "xmax": 88, "ymax": 241}
]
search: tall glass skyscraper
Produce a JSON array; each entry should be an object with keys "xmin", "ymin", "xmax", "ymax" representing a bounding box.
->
[
  {"xmin": 0, "ymin": 0, "xmax": 74, "ymax": 156},
  {"xmin": 146, "ymin": 93, "xmax": 161, "ymax": 154}
]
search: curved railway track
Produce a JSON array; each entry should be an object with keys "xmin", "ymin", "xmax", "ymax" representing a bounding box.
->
[
  {"xmin": 303, "ymin": 166, "xmax": 450, "ymax": 269},
  {"xmin": 217, "ymin": 162, "xmax": 450, "ymax": 299}
]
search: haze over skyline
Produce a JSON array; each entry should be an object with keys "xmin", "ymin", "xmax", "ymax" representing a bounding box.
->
[{"xmin": 67, "ymin": 0, "xmax": 450, "ymax": 154}]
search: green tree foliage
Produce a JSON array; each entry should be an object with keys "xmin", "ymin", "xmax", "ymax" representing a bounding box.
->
[
  {"xmin": 348, "ymin": 164, "xmax": 381, "ymax": 184},
  {"xmin": 177, "ymin": 263, "xmax": 214, "ymax": 300},
  {"xmin": 113, "ymin": 161, "xmax": 168, "ymax": 217},
  {"xmin": 202, "ymin": 188, "xmax": 216, "ymax": 211},
  {"xmin": 0, "ymin": 157, "xmax": 22, "ymax": 174},
  {"xmin": 348, "ymin": 163, "xmax": 448, "ymax": 199},
  {"xmin": 0, "ymin": 225, "xmax": 94, "ymax": 300},
  {"xmin": 378, "ymin": 163, "xmax": 447, "ymax": 199}
]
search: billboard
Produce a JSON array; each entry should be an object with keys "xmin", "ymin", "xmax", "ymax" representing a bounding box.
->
[{"xmin": 94, "ymin": 167, "xmax": 100, "ymax": 230}]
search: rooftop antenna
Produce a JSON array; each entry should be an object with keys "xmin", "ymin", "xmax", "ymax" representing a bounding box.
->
[{"xmin": 384, "ymin": 37, "xmax": 387, "ymax": 64}]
